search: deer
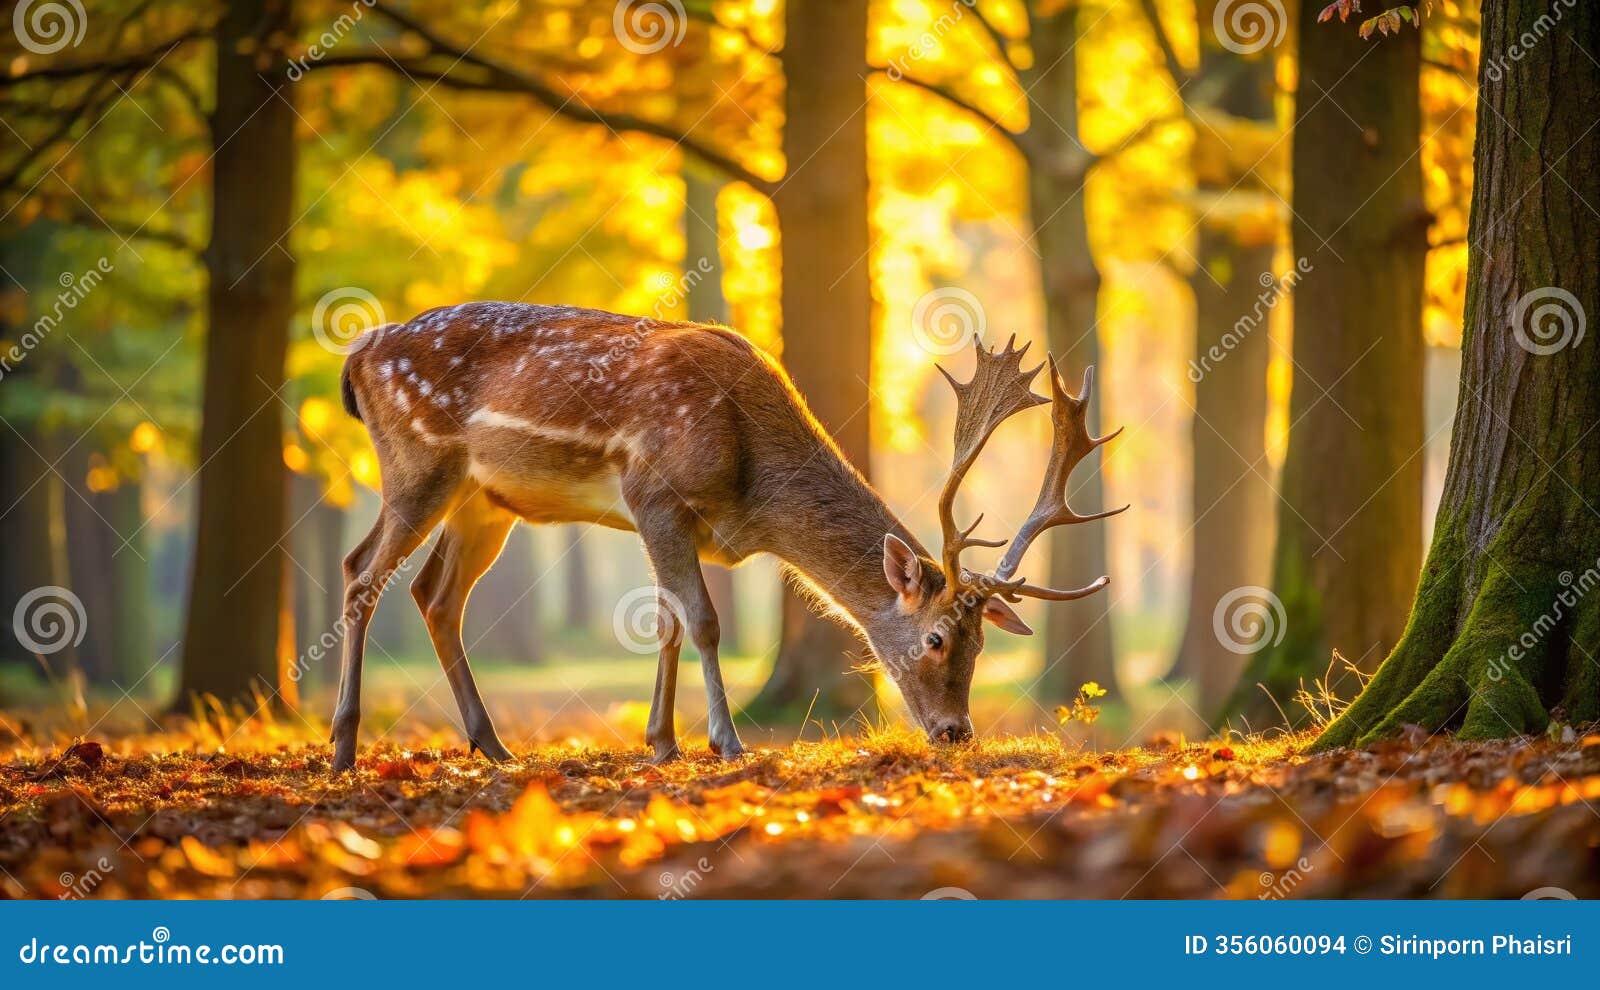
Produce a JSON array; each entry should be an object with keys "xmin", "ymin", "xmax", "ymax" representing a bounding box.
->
[{"xmin": 331, "ymin": 301, "xmax": 1123, "ymax": 771}]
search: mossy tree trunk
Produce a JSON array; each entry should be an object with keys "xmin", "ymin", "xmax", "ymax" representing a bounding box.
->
[
  {"xmin": 1223, "ymin": 0, "xmax": 1426, "ymax": 725},
  {"xmin": 1316, "ymin": 0, "xmax": 1600, "ymax": 749}
]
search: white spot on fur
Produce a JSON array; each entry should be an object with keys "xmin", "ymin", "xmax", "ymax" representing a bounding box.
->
[
  {"xmin": 393, "ymin": 389, "xmax": 411, "ymax": 413},
  {"xmin": 410, "ymin": 417, "xmax": 441, "ymax": 444},
  {"xmin": 397, "ymin": 358, "xmax": 412, "ymax": 373}
]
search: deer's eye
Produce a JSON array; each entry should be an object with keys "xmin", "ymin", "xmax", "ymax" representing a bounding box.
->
[{"xmin": 925, "ymin": 632, "xmax": 944, "ymax": 651}]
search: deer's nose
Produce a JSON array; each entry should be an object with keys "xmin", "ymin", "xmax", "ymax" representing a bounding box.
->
[{"xmin": 929, "ymin": 719, "xmax": 973, "ymax": 744}]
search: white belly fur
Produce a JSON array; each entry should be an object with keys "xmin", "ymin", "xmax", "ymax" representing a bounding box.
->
[{"xmin": 464, "ymin": 409, "xmax": 635, "ymax": 528}]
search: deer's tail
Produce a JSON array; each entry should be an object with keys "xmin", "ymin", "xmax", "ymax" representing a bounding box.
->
[{"xmin": 340, "ymin": 355, "xmax": 363, "ymax": 422}]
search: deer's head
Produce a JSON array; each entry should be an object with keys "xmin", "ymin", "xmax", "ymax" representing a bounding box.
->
[{"xmin": 867, "ymin": 337, "xmax": 1126, "ymax": 744}]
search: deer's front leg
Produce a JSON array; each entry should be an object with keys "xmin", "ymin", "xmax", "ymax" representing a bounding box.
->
[{"xmin": 629, "ymin": 492, "xmax": 744, "ymax": 762}]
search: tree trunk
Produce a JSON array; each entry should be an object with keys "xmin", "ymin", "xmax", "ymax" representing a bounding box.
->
[
  {"xmin": 1024, "ymin": 8, "xmax": 1116, "ymax": 702},
  {"xmin": 1222, "ymin": 1, "xmax": 1426, "ymax": 725},
  {"xmin": 684, "ymin": 168, "xmax": 742, "ymax": 654},
  {"xmin": 177, "ymin": 0, "xmax": 297, "ymax": 709},
  {"xmin": 289, "ymin": 471, "xmax": 344, "ymax": 692},
  {"xmin": 0, "ymin": 412, "xmax": 73, "ymax": 681},
  {"xmin": 466, "ymin": 526, "xmax": 544, "ymax": 665},
  {"xmin": 750, "ymin": 0, "xmax": 875, "ymax": 723},
  {"xmin": 60, "ymin": 439, "xmax": 148, "ymax": 686},
  {"xmin": 561, "ymin": 527, "xmax": 593, "ymax": 633},
  {"xmin": 1172, "ymin": 13, "xmax": 1278, "ymax": 715},
  {"xmin": 1179, "ymin": 233, "xmax": 1276, "ymax": 713},
  {"xmin": 1316, "ymin": 0, "xmax": 1599, "ymax": 749}
]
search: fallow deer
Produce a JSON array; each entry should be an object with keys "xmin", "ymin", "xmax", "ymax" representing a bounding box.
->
[{"xmin": 332, "ymin": 302, "xmax": 1122, "ymax": 770}]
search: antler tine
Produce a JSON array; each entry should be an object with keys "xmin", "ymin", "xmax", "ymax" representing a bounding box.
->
[
  {"xmin": 993, "ymin": 359, "xmax": 1129, "ymax": 599},
  {"xmin": 999, "ymin": 575, "xmax": 1110, "ymax": 603},
  {"xmin": 936, "ymin": 335, "xmax": 1047, "ymax": 586}
]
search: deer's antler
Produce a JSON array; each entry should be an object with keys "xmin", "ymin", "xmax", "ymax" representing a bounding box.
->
[
  {"xmin": 935, "ymin": 335, "xmax": 1047, "ymax": 587},
  {"xmin": 990, "ymin": 359, "xmax": 1128, "ymax": 602}
]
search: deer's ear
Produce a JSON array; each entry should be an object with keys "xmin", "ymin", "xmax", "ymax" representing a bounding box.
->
[
  {"xmin": 982, "ymin": 597, "xmax": 1033, "ymax": 636},
  {"xmin": 882, "ymin": 534, "xmax": 924, "ymax": 608}
]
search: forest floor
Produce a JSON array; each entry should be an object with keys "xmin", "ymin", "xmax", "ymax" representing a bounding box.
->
[{"xmin": 1, "ymin": 709, "xmax": 1597, "ymax": 899}]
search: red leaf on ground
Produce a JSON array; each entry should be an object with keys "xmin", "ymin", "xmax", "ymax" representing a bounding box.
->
[
  {"xmin": 374, "ymin": 758, "xmax": 417, "ymax": 781},
  {"xmin": 66, "ymin": 741, "xmax": 105, "ymax": 770}
]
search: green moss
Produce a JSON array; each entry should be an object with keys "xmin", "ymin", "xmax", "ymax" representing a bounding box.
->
[
  {"xmin": 1310, "ymin": 496, "xmax": 1600, "ymax": 750},
  {"xmin": 1311, "ymin": 519, "xmax": 1466, "ymax": 751},
  {"xmin": 1558, "ymin": 591, "xmax": 1600, "ymax": 724}
]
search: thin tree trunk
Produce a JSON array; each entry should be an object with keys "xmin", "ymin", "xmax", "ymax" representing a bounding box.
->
[
  {"xmin": 1316, "ymin": 0, "xmax": 1598, "ymax": 748},
  {"xmin": 466, "ymin": 526, "xmax": 544, "ymax": 665},
  {"xmin": 1222, "ymin": 1, "xmax": 1426, "ymax": 725},
  {"xmin": 60, "ymin": 439, "xmax": 148, "ymax": 686},
  {"xmin": 684, "ymin": 168, "xmax": 742, "ymax": 654},
  {"xmin": 105, "ymin": 478, "xmax": 151, "ymax": 685},
  {"xmin": 1024, "ymin": 7, "xmax": 1116, "ymax": 702},
  {"xmin": 177, "ymin": 0, "xmax": 297, "ymax": 708},
  {"xmin": 561, "ymin": 527, "xmax": 593, "ymax": 633},
  {"xmin": 1173, "ymin": 14, "xmax": 1278, "ymax": 715},
  {"xmin": 0, "ymin": 407, "xmax": 74, "ymax": 681},
  {"xmin": 1179, "ymin": 233, "xmax": 1276, "ymax": 712},
  {"xmin": 750, "ymin": 0, "xmax": 875, "ymax": 723},
  {"xmin": 290, "ymin": 471, "xmax": 343, "ymax": 693},
  {"xmin": 276, "ymin": 542, "xmax": 298, "ymax": 709}
]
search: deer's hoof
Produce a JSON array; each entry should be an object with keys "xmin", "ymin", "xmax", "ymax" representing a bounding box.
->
[
  {"xmin": 469, "ymin": 736, "xmax": 514, "ymax": 763},
  {"xmin": 647, "ymin": 743, "xmax": 682, "ymax": 765},
  {"xmin": 331, "ymin": 741, "xmax": 357, "ymax": 773},
  {"xmin": 709, "ymin": 736, "xmax": 746, "ymax": 760}
]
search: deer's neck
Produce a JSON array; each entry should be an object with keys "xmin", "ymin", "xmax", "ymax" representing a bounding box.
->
[{"xmin": 753, "ymin": 447, "xmax": 924, "ymax": 630}]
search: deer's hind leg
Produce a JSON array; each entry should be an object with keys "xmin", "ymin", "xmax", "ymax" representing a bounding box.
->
[
  {"xmin": 410, "ymin": 492, "xmax": 517, "ymax": 762},
  {"xmin": 331, "ymin": 458, "xmax": 460, "ymax": 772}
]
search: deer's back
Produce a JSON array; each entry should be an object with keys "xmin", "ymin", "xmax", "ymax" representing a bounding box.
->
[{"xmin": 343, "ymin": 302, "xmax": 822, "ymax": 547}]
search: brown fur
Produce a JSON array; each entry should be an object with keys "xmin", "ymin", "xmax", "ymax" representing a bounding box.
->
[{"xmin": 329, "ymin": 302, "xmax": 988, "ymax": 770}]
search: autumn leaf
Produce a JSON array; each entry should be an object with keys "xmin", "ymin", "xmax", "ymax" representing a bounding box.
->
[
  {"xmin": 374, "ymin": 758, "xmax": 418, "ymax": 781},
  {"xmin": 1319, "ymin": 0, "xmax": 1361, "ymax": 23},
  {"xmin": 1057, "ymin": 682, "xmax": 1108, "ymax": 726},
  {"xmin": 66, "ymin": 741, "xmax": 105, "ymax": 770}
]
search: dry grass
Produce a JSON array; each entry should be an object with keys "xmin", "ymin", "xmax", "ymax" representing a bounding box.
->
[{"xmin": 3, "ymin": 705, "xmax": 1598, "ymax": 899}]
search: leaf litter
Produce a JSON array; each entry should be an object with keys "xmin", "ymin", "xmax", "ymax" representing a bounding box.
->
[{"xmin": 2, "ymin": 716, "xmax": 1598, "ymax": 899}]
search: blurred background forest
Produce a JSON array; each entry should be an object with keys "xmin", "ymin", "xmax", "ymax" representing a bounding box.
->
[{"xmin": 0, "ymin": 0, "xmax": 1482, "ymax": 749}]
